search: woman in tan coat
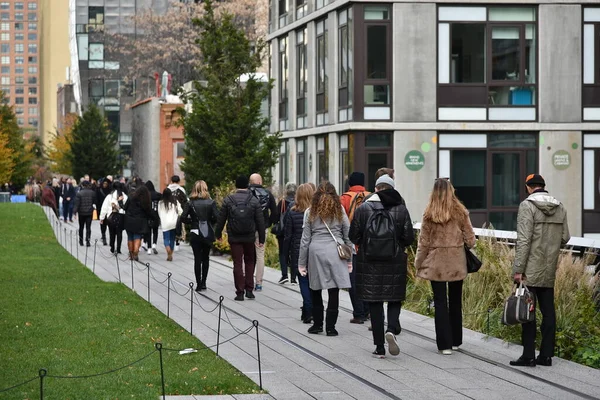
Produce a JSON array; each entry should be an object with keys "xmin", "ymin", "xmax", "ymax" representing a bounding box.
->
[{"xmin": 415, "ymin": 178, "xmax": 476, "ymax": 354}]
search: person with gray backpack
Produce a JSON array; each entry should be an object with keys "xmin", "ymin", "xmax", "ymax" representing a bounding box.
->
[{"xmin": 215, "ymin": 176, "xmax": 265, "ymax": 301}]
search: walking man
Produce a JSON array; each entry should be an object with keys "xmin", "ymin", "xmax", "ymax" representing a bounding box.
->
[
  {"xmin": 349, "ymin": 174, "xmax": 414, "ymax": 357},
  {"xmin": 62, "ymin": 178, "xmax": 76, "ymax": 222},
  {"xmin": 249, "ymin": 173, "xmax": 278, "ymax": 291},
  {"xmin": 215, "ymin": 175, "xmax": 266, "ymax": 301},
  {"xmin": 510, "ymin": 174, "xmax": 570, "ymax": 367},
  {"xmin": 73, "ymin": 180, "xmax": 96, "ymax": 246}
]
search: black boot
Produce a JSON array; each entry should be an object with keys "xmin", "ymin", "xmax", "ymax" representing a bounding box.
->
[
  {"xmin": 326, "ymin": 310, "xmax": 339, "ymax": 336},
  {"xmin": 102, "ymin": 237, "xmax": 107, "ymax": 246},
  {"xmin": 301, "ymin": 306, "xmax": 305, "ymax": 321}
]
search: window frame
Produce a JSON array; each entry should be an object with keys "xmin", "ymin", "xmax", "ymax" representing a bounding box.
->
[
  {"xmin": 338, "ymin": 7, "xmax": 353, "ymax": 121},
  {"xmin": 296, "ymin": 138, "xmax": 306, "ymax": 184},
  {"xmin": 296, "ymin": 27, "xmax": 307, "ymax": 124},
  {"xmin": 278, "ymin": 35, "xmax": 289, "ymax": 129}
]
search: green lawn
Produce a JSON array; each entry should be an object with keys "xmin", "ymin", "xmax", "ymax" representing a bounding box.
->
[{"xmin": 0, "ymin": 204, "xmax": 261, "ymax": 399}]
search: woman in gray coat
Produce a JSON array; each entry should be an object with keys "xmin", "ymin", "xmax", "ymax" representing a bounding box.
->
[{"xmin": 298, "ymin": 182, "xmax": 352, "ymax": 336}]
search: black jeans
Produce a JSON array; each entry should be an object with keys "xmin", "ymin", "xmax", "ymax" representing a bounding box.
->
[
  {"xmin": 349, "ymin": 255, "xmax": 369, "ymax": 319},
  {"xmin": 522, "ymin": 286, "xmax": 556, "ymax": 359},
  {"xmin": 144, "ymin": 225, "xmax": 159, "ymax": 247},
  {"xmin": 100, "ymin": 219, "xmax": 108, "ymax": 240},
  {"xmin": 78, "ymin": 214, "xmax": 92, "ymax": 242},
  {"xmin": 190, "ymin": 233, "xmax": 211, "ymax": 287},
  {"xmin": 369, "ymin": 301, "xmax": 402, "ymax": 346},
  {"xmin": 109, "ymin": 224, "xmax": 123, "ymax": 253},
  {"xmin": 310, "ymin": 288, "xmax": 339, "ymax": 329},
  {"xmin": 431, "ymin": 280, "xmax": 463, "ymax": 351}
]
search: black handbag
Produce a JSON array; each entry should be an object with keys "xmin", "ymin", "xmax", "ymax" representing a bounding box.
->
[
  {"xmin": 270, "ymin": 200, "xmax": 287, "ymax": 237},
  {"xmin": 502, "ymin": 282, "xmax": 536, "ymax": 325},
  {"xmin": 465, "ymin": 244, "xmax": 482, "ymax": 273}
]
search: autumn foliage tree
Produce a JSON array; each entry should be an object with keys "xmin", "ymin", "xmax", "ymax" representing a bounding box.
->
[
  {"xmin": 0, "ymin": 91, "xmax": 32, "ymax": 186},
  {"xmin": 180, "ymin": 0, "xmax": 280, "ymax": 190},
  {"xmin": 0, "ymin": 131, "xmax": 14, "ymax": 184},
  {"xmin": 47, "ymin": 114, "xmax": 77, "ymax": 176}
]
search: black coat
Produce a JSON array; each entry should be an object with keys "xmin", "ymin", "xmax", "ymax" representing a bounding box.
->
[
  {"xmin": 179, "ymin": 198, "xmax": 219, "ymax": 242},
  {"xmin": 123, "ymin": 198, "xmax": 153, "ymax": 235},
  {"xmin": 74, "ymin": 188, "xmax": 96, "ymax": 216},
  {"xmin": 214, "ymin": 190, "xmax": 265, "ymax": 243},
  {"xmin": 283, "ymin": 209, "xmax": 305, "ymax": 270},
  {"xmin": 349, "ymin": 190, "xmax": 414, "ymax": 302}
]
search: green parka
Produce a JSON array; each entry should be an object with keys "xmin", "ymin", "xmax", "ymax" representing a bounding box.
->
[{"xmin": 513, "ymin": 191, "xmax": 570, "ymax": 288}]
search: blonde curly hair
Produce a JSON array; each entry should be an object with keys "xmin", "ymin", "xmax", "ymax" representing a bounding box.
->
[{"xmin": 309, "ymin": 182, "xmax": 343, "ymax": 223}]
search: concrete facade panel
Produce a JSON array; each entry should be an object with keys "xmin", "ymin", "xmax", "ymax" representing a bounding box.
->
[
  {"xmin": 393, "ymin": 130, "xmax": 437, "ymax": 222},
  {"xmin": 538, "ymin": 131, "xmax": 582, "ymax": 236},
  {"xmin": 131, "ymin": 99, "xmax": 160, "ymax": 186},
  {"xmin": 393, "ymin": 3, "xmax": 437, "ymax": 122},
  {"xmin": 539, "ymin": 5, "xmax": 582, "ymax": 123}
]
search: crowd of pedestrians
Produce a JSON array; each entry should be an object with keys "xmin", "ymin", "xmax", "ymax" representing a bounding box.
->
[{"xmin": 21, "ymin": 167, "xmax": 571, "ymax": 366}]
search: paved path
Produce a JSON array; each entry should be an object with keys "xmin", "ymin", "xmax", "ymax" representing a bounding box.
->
[{"xmin": 42, "ymin": 207, "xmax": 600, "ymax": 400}]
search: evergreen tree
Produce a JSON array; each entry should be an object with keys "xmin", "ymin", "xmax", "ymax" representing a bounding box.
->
[
  {"xmin": 0, "ymin": 91, "xmax": 31, "ymax": 186},
  {"xmin": 68, "ymin": 105, "xmax": 123, "ymax": 179},
  {"xmin": 180, "ymin": 0, "xmax": 280, "ymax": 190}
]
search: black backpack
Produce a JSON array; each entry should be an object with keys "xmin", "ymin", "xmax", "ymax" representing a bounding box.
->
[
  {"xmin": 250, "ymin": 186, "xmax": 270, "ymax": 221},
  {"xmin": 173, "ymin": 188, "xmax": 188, "ymax": 207},
  {"xmin": 228, "ymin": 193, "xmax": 256, "ymax": 236},
  {"xmin": 364, "ymin": 208, "xmax": 398, "ymax": 261}
]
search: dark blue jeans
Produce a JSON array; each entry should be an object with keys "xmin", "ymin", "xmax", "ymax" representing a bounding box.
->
[
  {"xmin": 298, "ymin": 273, "xmax": 312, "ymax": 314},
  {"xmin": 278, "ymin": 237, "xmax": 297, "ymax": 280},
  {"xmin": 349, "ymin": 255, "xmax": 369, "ymax": 319}
]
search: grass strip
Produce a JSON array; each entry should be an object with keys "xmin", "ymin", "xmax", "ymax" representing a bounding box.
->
[{"xmin": 0, "ymin": 204, "xmax": 262, "ymax": 398}]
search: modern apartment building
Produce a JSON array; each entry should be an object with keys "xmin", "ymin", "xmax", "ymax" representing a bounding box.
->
[
  {"xmin": 0, "ymin": 0, "xmax": 39, "ymax": 136},
  {"xmin": 267, "ymin": 0, "xmax": 600, "ymax": 237}
]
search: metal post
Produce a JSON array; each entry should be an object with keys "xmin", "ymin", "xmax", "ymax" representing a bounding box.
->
[
  {"xmin": 146, "ymin": 263, "xmax": 150, "ymax": 301},
  {"xmin": 167, "ymin": 273, "xmax": 172, "ymax": 317},
  {"xmin": 254, "ymin": 320, "xmax": 262, "ymax": 390},
  {"xmin": 216, "ymin": 296, "xmax": 223, "ymax": 356},
  {"xmin": 93, "ymin": 239, "xmax": 98, "ymax": 273},
  {"xmin": 38, "ymin": 369, "xmax": 47, "ymax": 400},
  {"xmin": 63, "ymin": 227, "xmax": 67, "ymax": 248},
  {"xmin": 70, "ymin": 230, "xmax": 73, "ymax": 255},
  {"xmin": 116, "ymin": 252, "xmax": 122, "ymax": 283},
  {"xmin": 155, "ymin": 343, "xmax": 166, "ymax": 400},
  {"xmin": 85, "ymin": 241, "xmax": 89, "ymax": 267},
  {"xmin": 189, "ymin": 282, "xmax": 195, "ymax": 336},
  {"xmin": 131, "ymin": 259, "xmax": 134, "ymax": 290},
  {"xmin": 76, "ymin": 231, "xmax": 79, "ymax": 260}
]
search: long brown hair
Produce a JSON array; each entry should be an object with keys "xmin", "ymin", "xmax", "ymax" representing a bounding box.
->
[
  {"xmin": 423, "ymin": 178, "xmax": 467, "ymax": 224},
  {"xmin": 190, "ymin": 180, "xmax": 210, "ymax": 200},
  {"xmin": 292, "ymin": 183, "xmax": 314, "ymax": 212},
  {"xmin": 309, "ymin": 182, "xmax": 343, "ymax": 222}
]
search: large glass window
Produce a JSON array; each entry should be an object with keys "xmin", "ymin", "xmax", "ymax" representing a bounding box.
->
[
  {"xmin": 278, "ymin": 0, "xmax": 287, "ymax": 29},
  {"xmin": 583, "ymin": 9, "xmax": 600, "ymax": 120},
  {"xmin": 296, "ymin": 0, "xmax": 307, "ymax": 20},
  {"xmin": 278, "ymin": 35, "xmax": 288, "ymax": 130},
  {"xmin": 317, "ymin": 136, "xmax": 329, "ymax": 185},
  {"xmin": 338, "ymin": 7, "xmax": 353, "ymax": 122},
  {"xmin": 438, "ymin": 6, "xmax": 537, "ymax": 120},
  {"xmin": 339, "ymin": 134, "xmax": 354, "ymax": 192},
  {"xmin": 297, "ymin": 139, "xmax": 306, "ymax": 184},
  {"xmin": 296, "ymin": 28, "xmax": 307, "ymax": 128},
  {"xmin": 440, "ymin": 132, "xmax": 537, "ymax": 230},
  {"xmin": 279, "ymin": 140, "xmax": 289, "ymax": 186},
  {"xmin": 316, "ymin": 19, "xmax": 328, "ymax": 125}
]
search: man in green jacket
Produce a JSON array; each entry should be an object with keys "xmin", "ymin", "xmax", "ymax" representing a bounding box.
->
[{"xmin": 510, "ymin": 174, "xmax": 570, "ymax": 367}]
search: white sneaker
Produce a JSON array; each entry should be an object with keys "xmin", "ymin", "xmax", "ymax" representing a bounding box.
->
[
  {"xmin": 147, "ymin": 249, "xmax": 152, "ymax": 255},
  {"xmin": 174, "ymin": 245, "xmax": 180, "ymax": 251},
  {"xmin": 385, "ymin": 332, "xmax": 400, "ymax": 356},
  {"xmin": 452, "ymin": 346, "xmax": 460, "ymax": 351},
  {"xmin": 441, "ymin": 349, "xmax": 453, "ymax": 355}
]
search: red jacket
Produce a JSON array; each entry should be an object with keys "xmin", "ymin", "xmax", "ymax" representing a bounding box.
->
[{"xmin": 340, "ymin": 185, "xmax": 369, "ymax": 217}]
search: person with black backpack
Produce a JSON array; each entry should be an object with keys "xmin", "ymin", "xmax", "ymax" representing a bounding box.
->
[
  {"xmin": 168, "ymin": 175, "xmax": 188, "ymax": 251},
  {"xmin": 249, "ymin": 173, "xmax": 279, "ymax": 291},
  {"xmin": 349, "ymin": 174, "xmax": 415, "ymax": 358},
  {"xmin": 215, "ymin": 175, "xmax": 265, "ymax": 301}
]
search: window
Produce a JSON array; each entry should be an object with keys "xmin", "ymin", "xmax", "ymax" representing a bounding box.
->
[
  {"xmin": 15, "ymin": 43, "xmax": 23, "ymax": 53},
  {"xmin": 15, "ymin": 76, "xmax": 23, "ymax": 84},
  {"xmin": 338, "ymin": 8, "xmax": 353, "ymax": 122},
  {"xmin": 1, "ymin": 33, "xmax": 7, "ymax": 40},
  {"xmin": 15, "ymin": 22, "xmax": 23, "ymax": 30},
  {"xmin": 28, "ymin": 117, "xmax": 37, "ymax": 127},
  {"xmin": 105, "ymin": 80, "xmax": 119, "ymax": 97},
  {"xmin": 0, "ymin": 66, "xmax": 7, "ymax": 73},
  {"xmin": 0, "ymin": 3, "xmax": 8, "ymax": 10},
  {"xmin": 0, "ymin": 86, "xmax": 8, "ymax": 95},
  {"xmin": 89, "ymin": 43, "xmax": 103, "ymax": 60},
  {"xmin": 28, "ymin": 97, "xmax": 36, "ymax": 104},
  {"xmin": 28, "ymin": 106, "xmax": 36, "ymax": 115},
  {"xmin": 15, "ymin": 2, "xmax": 23, "ymax": 10},
  {"xmin": 17, "ymin": 118, "xmax": 23, "ymax": 125},
  {"xmin": 27, "ymin": 56, "xmax": 36, "ymax": 63},
  {"xmin": 15, "ymin": 107, "xmax": 23, "ymax": 115},
  {"xmin": 28, "ymin": 86, "xmax": 35, "ymax": 95},
  {"xmin": 296, "ymin": 0, "xmax": 307, "ymax": 20},
  {"xmin": 28, "ymin": 3, "xmax": 37, "ymax": 10},
  {"xmin": 89, "ymin": 79, "xmax": 103, "ymax": 97},
  {"xmin": 88, "ymin": 6, "xmax": 104, "ymax": 32},
  {"xmin": 27, "ymin": 66, "xmax": 36, "ymax": 74},
  {"xmin": 27, "ymin": 12, "xmax": 35, "ymax": 21},
  {"xmin": 27, "ymin": 76, "xmax": 35, "ymax": 84},
  {"xmin": 15, "ymin": 66, "xmax": 22, "ymax": 74},
  {"xmin": 1, "ymin": 12, "xmax": 8, "ymax": 20},
  {"xmin": 278, "ymin": 36, "xmax": 288, "ymax": 131},
  {"xmin": 1, "ymin": 22, "xmax": 8, "ymax": 30},
  {"xmin": 278, "ymin": 0, "xmax": 287, "ymax": 29},
  {"xmin": 0, "ymin": 76, "xmax": 8, "ymax": 84},
  {"xmin": 15, "ymin": 13, "xmax": 23, "ymax": 21},
  {"xmin": 296, "ymin": 28, "xmax": 307, "ymax": 128},
  {"xmin": 297, "ymin": 139, "xmax": 306, "ymax": 184},
  {"xmin": 339, "ymin": 134, "xmax": 354, "ymax": 191},
  {"xmin": 279, "ymin": 141, "xmax": 289, "ymax": 186},
  {"xmin": 15, "ymin": 97, "xmax": 23, "ymax": 104},
  {"xmin": 438, "ymin": 132, "xmax": 537, "ymax": 230},
  {"xmin": 0, "ymin": 43, "xmax": 7, "ymax": 53},
  {"xmin": 316, "ymin": 136, "xmax": 329, "ymax": 184},
  {"xmin": 28, "ymin": 22, "xmax": 35, "ymax": 30},
  {"xmin": 316, "ymin": 19, "xmax": 328, "ymax": 125},
  {"xmin": 15, "ymin": 56, "xmax": 23, "ymax": 64},
  {"xmin": 27, "ymin": 33, "xmax": 36, "ymax": 40},
  {"xmin": 15, "ymin": 86, "xmax": 23, "ymax": 94},
  {"xmin": 583, "ymin": 9, "xmax": 600, "ymax": 120},
  {"xmin": 438, "ymin": 6, "xmax": 537, "ymax": 121},
  {"xmin": 14, "ymin": 33, "xmax": 23, "ymax": 40},
  {"xmin": 0, "ymin": 55, "xmax": 8, "ymax": 64},
  {"xmin": 27, "ymin": 43, "xmax": 36, "ymax": 53}
]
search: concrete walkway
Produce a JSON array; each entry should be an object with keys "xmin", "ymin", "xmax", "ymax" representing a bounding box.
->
[{"xmin": 42, "ymin": 207, "xmax": 600, "ymax": 400}]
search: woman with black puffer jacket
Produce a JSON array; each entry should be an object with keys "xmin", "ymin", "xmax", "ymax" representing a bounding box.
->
[{"xmin": 283, "ymin": 183, "xmax": 315, "ymax": 323}]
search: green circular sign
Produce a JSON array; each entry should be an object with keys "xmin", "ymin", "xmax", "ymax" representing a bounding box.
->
[
  {"xmin": 552, "ymin": 150, "xmax": 571, "ymax": 170},
  {"xmin": 405, "ymin": 150, "xmax": 425, "ymax": 171}
]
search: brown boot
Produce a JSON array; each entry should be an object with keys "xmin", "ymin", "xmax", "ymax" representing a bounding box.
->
[{"xmin": 166, "ymin": 246, "xmax": 172, "ymax": 261}]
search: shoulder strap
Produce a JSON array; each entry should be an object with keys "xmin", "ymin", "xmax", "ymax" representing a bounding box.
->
[
  {"xmin": 322, "ymin": 218, "xmax": 340, "ymax": 245},
  {"xmin": 189, "ymin": 200, "xmax": 198, "ymax": 218},
  {"xmin": 347, "ymin": 191, "xmax": 365, "ymax": 220}
]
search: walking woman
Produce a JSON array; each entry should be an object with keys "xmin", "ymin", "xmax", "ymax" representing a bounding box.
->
[
  {"xmin": 97, "ymin": 179, "xmax": 112, "ymax": 245},
  {"xmin": 144, "ymin": 180, "xmax": 162, "ymax": 255},
  {"xmin": 157, "ymin": 188, "xmax": 183, "ymax": 262},
  {"xmin": 275, "ymin": 182, "xmax": 297, "ymax": 284},
  {"xmin": 124, "ymin": 184, "xmax": 154, "ymax": 261},
  {"xmin": 415, "ymin": 178, "xmax": 476, "ymax": 354},
  {"xmin": 283, "ymin": 183, "xmax": 315, "ymax": 323},
  {"xmin": 99, "ymin": 181, "xmax": 127, "ymax": 254},
  {"xmin": 179, "ymin": 180, "xmax": 219, "ymax": 291},
  {"xmin": 298, "ymin": 182, "xmax": 352, "ymax": 336}
]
